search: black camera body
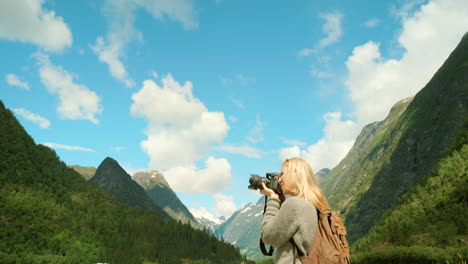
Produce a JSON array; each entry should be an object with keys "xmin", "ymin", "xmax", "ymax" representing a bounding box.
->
[{"xmin": 248, "ymin": 172, "xmax": 282, "ymax": 194}]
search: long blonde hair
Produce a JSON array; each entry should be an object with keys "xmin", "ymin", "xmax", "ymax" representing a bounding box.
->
[{"xmin": 282, "ymin": 157, "xmax": 330, "ymax": 210}]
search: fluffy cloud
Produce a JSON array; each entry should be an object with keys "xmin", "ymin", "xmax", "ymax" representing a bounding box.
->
[
  {"xmin": 279, "ymin": 112, "xmax": 359, "ymax": 170},
  {"xmin": 283, "ymin": 0, "xmax": 468, "ymax": 171},
  {"xmin": 213, "ymin": 193, "xmax": 237, "ymax": 218},
  {"xmin": 12, "ymin": 108, "xmax": 50, "ymax": 128},
  {"xmin": 165, "ymin": 157, "xmax": 231, "ymax": 194},
  {"xmin": 347, "ymin": 0, "xmax": 468, "ymax": 125},
  {"xmin": 5, "ymin": 74, "xmax": 30, "ymax": 90},
  {"xmin": 131, "ymin": 74, "xmax": 231, "ymax": 194},
  {"xmin": 41, "ymin": 142, "xmax": 94, "ymax": 152},
  {"xmin": 92, "ymin": 0, "xmax": 197, "ymax": 87},
  {"xmin": 35, "ymin": 53, "xmax": 103, "ymax": 124},
  {"xmin": 0, "ymin": 0, "xmax": 72, "ymax": 52}
]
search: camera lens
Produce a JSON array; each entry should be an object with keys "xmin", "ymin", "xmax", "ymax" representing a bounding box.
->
[{"xmin": 248, "ymin": 175, "xmax": 270, "ymax": 190}]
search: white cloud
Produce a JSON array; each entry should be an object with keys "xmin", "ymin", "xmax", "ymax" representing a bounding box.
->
[
  {"xmin": 12, "ymin": 108, "xmax": 50, "ymax": 128},
  {"xmin": 165, "ymin": 157, "xmax": 231, "ymax": 194},
  {"xmin": 279, "ymin": 112, "xmax": 359, "ymax": 170},
  {"xmin": 136, "ymin": 0, "xmax": 198, "ymax": 30},
  {"xmin": 91, "ymin": 36, "xmax": 136, "ymax": 88},
  {"xmin": 390, "ymin": 0, "xmax": 427, "ymax": 19},
  {"xmin": 247, "ymin": 114, "xmax": 265, "ymax": 144},
  {"xmin": 363, "ymin": 18, "xmax": 380, "ymax": 28},
  {"xmin": 131, "ymin": 74, "xmax": 231, "ymax": 194},
  {"xmin": 92, "ymin": 0, "xmax": 197, "ymax": 87},
  {"xmin": 5, "ymin": 74, "xmax": 30, "ymax": 90},
  {"xmin": 190, "ymin": 207, "xmax": 218, "ymax": 222},
  {"xmin": 279, "ymin": 145, "xmax": 301, "ymax": 161},
  {"xmin": 217, "ymin": 143, "xmax": 263, "ymax": 158},
  {"xmin": 213, "ymin": 193, "xmax": 237, "ymax": 218},
  {"xmin": 346, "ymin": 0, "xmax": 468, "ymax": 125},
  {"xmin": 317, "ymin": 11, "xmax": 344, "ymax": 49},
  {"xmin": 41, "ymin": 142, "xmax": 94, "ymax": 152},
  {"xmin": 0, "ymin": 0, "xmax": 72, "ymax": 52},
  {"xmin": 35, "ymin": 53, "xmax": 103, "ymax": 124},
  {"xmin": 286, "ymin": 0, "xmax": 468, "ymax": 171}
]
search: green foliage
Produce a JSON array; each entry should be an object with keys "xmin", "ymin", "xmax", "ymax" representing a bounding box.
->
[
  {"xmin": 254, "ymin": 258, "xmax": 274, "ymax": 264},
  {"xmin": 321, "ymin": 33, "xmax": 468, "ymax": 244},
  {"xmin": 351, "ymin": 246, "xmax": 468, "ymax": 264},
  {"xmin": 353, "ymin": 145, "xmax": 468, "ymax": 251},
  {"xmin": 0, "ymin": 101, "xmax": 249, "ymax": 264}
]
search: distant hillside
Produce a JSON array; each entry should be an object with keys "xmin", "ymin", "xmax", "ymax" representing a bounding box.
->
[
  {"xmin": 192, "ymin": 211, "xmax": 225, "ymax": 235},
  {"xmin": 0, "ymin": 101, "xmax": 250, "ymax": 264},
  {"xmin": 215, "ymin": 196, "xmax": 267, "ymax": 260},
  {"xmin": 322, "ymin": 33, "xmax": 468, "ymax": 245},
  {"xmin": 69, "ymin": 165, "xmax": 96, "ymax": 180},
  {"xmin": 133, "ymin": 170, "xmax": 201, "ymax": 228},
  {"xmin": 315, "ymin": 168, "xmax": 331, "ymax": 183},
  {"xmin": 90, "ymin": 157, "xmax": 171, "ymax": 220}
]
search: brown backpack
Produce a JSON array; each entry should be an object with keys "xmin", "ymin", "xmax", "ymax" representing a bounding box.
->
[{"xmin": 291, "ymin": 209, "xmax": 350, "ymax": 264}]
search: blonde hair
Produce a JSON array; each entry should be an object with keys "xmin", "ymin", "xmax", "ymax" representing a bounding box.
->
[{"xmin": 282, "ymin": 157, "xmax": 330, "ymax": 210}]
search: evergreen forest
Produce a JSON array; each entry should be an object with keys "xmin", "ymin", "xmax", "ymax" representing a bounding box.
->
[{"xmin": 0, "ymin": 101, "xmax": 252, "ymax": 264}]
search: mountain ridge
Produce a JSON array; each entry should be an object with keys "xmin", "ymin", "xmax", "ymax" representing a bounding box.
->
[
  {"xmin": 322, "ymin": 32, "xmax": 468, "ymax": 243},
  {"xmin": 90, "ymin": 157, "xmax": 171, "ymax": 220}
]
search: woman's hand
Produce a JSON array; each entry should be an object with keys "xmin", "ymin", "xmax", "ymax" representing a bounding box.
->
[{"xmin": 260, "ymin": 182, "xmax": 279, "ymax": 200}]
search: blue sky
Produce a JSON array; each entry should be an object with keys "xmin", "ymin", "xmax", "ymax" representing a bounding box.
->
[{"xmin": 1, "ymin": 0, "xmax": 467, "ymax": 220}]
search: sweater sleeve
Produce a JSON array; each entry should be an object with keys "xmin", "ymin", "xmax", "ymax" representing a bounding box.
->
[{"xmin": 261, "ymin": 196, "xmax": 315, "ymax": 249}]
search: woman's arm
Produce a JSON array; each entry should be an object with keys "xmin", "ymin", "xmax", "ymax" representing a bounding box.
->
[{"xmin": 261, "ymin": 197, "xmax": 303, "ymax": 248}]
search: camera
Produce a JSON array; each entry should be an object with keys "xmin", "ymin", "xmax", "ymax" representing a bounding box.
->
[{"xmin": 248, "ymin": 172, "xmax": 282, "ymax": 194}]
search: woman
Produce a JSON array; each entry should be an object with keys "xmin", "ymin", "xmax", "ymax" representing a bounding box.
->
[{"xmin": 260, "ymin": 157, "xmax": 330, "ymax": 264}]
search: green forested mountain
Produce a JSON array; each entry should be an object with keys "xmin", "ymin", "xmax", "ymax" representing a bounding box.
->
[
  {"xmin": 320, "ymin": 33, "xmax": 468, "ymax": 263},
  {"xmin": 215, "ymin": 197, "xmax": 266, "ymax": 260},
  {"xmin": 90, "ymin": 157, "xmax": 171, "ymax": 220},
  {"xmin": 322, "ymin": 32, "xmax": 468, "ymax": 243},
  {"xmin": 0, "ymin": 101, "xmax": 252, "ymax": 264},
  {"xmin": 133, "ymin": 170, "xmax": 201, "ymax": 228},
  {"xmin": 69, "ymin": 165, "xmax": 96, "ymax": 180},
  {"xmin": 352, "ymin": 144, "xmax": 467, "ymax": 257}
]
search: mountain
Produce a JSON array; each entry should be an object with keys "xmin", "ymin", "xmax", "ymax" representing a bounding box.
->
[
  {"xmin": 133, "ymin": 170, "xmax": 201, "ymax": 228},
  {"xmin": 315, "ymin": 168, "xmax": 331, "ymax": 183},
  {"xmin": 69, "ymin": 165, "xmax": 96, "ymax": 180},
  {"xmin": 215, "ymin": 196, "xmax": 267, "ymax": 259},
  {"xmin": 352, "ymin": 144, "xmax": 467, "ymax": 251},
  {"xmin": 321, "ymin": 32, "xmax": 468, "ymax": 244},
  {"xmin": 0, "ymin": 100, "xmax": 251, "ymax": 263},
  {"xmin": 89, "ymin": 157, "xmax": 172, "ymax": 220},
  {"xmin": 192, "ymin": 212, "xmax": 225, "ymax": 235}
]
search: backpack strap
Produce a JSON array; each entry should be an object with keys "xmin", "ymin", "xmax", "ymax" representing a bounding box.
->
[
  {"xmin": 260, "ymin": 195, "xmax": 274, "ymax": 256},
  {"xmin": 260, "ymin": 238, "xmax": 274, "ymax": 256}
]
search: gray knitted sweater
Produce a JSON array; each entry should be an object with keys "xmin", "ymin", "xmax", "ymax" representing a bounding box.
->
[{"xmin": 261, "ymin": 196, "xmax": 318, "ymax": 264}]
